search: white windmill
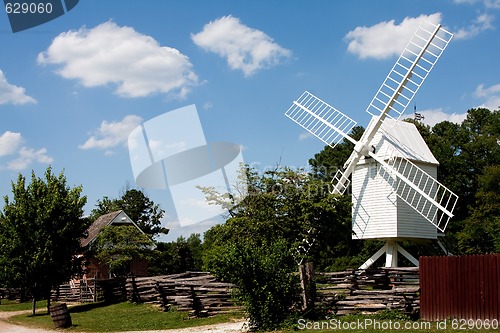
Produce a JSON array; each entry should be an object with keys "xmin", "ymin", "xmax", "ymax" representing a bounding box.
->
[{"xmin": 285, "ymin": 21, "xmax": 458, "ymax": 268}]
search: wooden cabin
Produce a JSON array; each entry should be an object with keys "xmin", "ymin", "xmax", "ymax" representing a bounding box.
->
[{"xmin": 80, "ymin": 210, "xmax": 149, "ymax": 279}]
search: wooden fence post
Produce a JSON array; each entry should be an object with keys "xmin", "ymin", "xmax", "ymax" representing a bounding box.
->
[{"xmin": 299, "ymin": 262, "xmax": 315, "ymax": 312}]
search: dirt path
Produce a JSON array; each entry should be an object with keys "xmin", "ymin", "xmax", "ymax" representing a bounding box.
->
[
  {"xmin": 0, "ymin": 310, "xmax": 248, "ymax": 333},
  {"xmin": 116, "ymin": 321, "xmax": 248, "ymax": 333},
  {"xmin": 0, "ymin": 310, "xmax": 55, "ymax": 333}
]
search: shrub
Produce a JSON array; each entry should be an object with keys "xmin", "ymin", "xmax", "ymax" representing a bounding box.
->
[{"xmin": 206, "ymin": 237, "xmax": 300, "ymax": 330}]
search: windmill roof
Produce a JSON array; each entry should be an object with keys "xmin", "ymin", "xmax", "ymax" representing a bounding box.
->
[{"xmin": 367, "ymin": 117, "xmax": 439, "ymax": 165}]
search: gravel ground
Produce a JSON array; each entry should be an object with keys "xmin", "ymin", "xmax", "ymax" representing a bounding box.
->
[
  {"xmin": 0, "ymin": 310, "xmax": 55, "ymax": 333},
  {"xmin": 0, "ymin": 311, "xmax": 248, "ymax": 333}
]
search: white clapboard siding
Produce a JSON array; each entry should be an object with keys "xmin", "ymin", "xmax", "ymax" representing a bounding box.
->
[
  {"xmin": 352, "ymin": 160, "xmax": 398, "ymax": 239},
  {"xmin": 396, "ymin": 163, "xmax": 437, "ymax": 239},
  {"xmin": 352, "ymin": 158, "xmax": 438, "ymax": 240}
]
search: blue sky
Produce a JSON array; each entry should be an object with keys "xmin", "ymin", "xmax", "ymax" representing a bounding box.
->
[{"xmin": 1, "ymin": 0, "xmax": 499, "ymax": 241}]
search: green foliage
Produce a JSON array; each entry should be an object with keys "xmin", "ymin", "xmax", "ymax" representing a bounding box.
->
[
  {"xmin": 326, "ymin": 256, "xmax": 364, "ymax": 272},
  {"xmin": 457, "ymin": 165, "xmax": 500, "ymax": 253},
  {"xmin": 89, "ymin": 225, "xmax": 154, "ymax": 277},
  {"xmin": 90, "ymin": 188, "xmax": 167, "ymax": 237},
  {"xmin": 373, "ymin": 308, "xmax": 410, "ymax": 321},
  {"xmin": 0, "ymin": 167, "xmax": 87, "ymax": 313},
  {"xmin": 309, "ymin": 126, "xmax": 364, "ymax": 180},
  {"xmin": 206, "ymin": 237, "xmax": 300, "ymax": 331},
  {"xmin": 148, "ymin": 234, "xmax": 204, "ymax": 276},
  {"xmin": 424, "ymin": 109, "xmax": 500, "ymax": 254},
  {"xmin": 202, "ymin": 166, "xmax": 353, "ymax": 270},
  {"xmin": 202, "ymin": 165, "xmax": 353, "ymax": 329}
]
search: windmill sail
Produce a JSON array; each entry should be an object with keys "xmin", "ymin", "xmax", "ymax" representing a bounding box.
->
[
  {"xmin": 285, "ymin": 91, "xmax": 357, "ymax": 148},
  {"xmin": 366, "ymin": 21, "xmax": 453, "ymax": 120},
  {"xmin": 331, "ymin": 169, "xmax": 351, "ymax": 195},
  {"xmin": 331, "ymin": 21, "xmax": 452, "ymax": 195},
  {"xmin": 373, "ymin": 148, "xmax": 458, "ymax": 232}
]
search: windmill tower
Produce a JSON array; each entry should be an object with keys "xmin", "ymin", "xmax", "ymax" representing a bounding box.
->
[{"xmin": 284, "ymin": 21, "xmax": 458, "ymax": 268}]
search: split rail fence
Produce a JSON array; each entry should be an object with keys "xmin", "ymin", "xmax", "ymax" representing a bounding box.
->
[
  {"xmin": 316, "ymin": 267, "xmax": 420, "ymax": 316},
  {"xmin": 125, "ymin": 272, "xmax": 242, "ymax": 317},
  {"xmin": 5, "ymin": 256, "xmax": 500, "ymax": 321},
  {"xmin": 3, "ymin": 269, "xmax": 420, "ymax": 317}
]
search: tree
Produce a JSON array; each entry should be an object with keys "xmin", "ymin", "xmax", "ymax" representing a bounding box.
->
[
  {"xmin": 202, "ymin": 166, "xmax": 353, "ymax": 270},
  {"xmin": 201, "ymin": 165, "xmax": 352, "ymax": 329},
  {"xmin": 206, "ymin": 237, "xmax": 300, "ymax": 330},
  {"xmin": 89, "ymin": 225, "xmax": 154, "ymax": 277},
  {"xmin": 148, "ymin": 234, "xmax": 204, "ymax": 276},
  {"xmin": 0, "ymin": 167, "xmax": 87, "ymax": 314},
  {"xmin": 421, "ymin": 109, "xmax": 500, "ymax": 253},
  {"xmin": 309, "ymin": 126, "xmax": 364, "ymax": 180},
  {"xmin": 90, "ymin": 188, "xmax": 167, "ymax": 238},
  {"xmin": 457, "ymin": 165, "xmax": 500, "ymax": 253}
]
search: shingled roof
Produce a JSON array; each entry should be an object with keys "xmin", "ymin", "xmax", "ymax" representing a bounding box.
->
[{"xmin": 81, "ymin": 210, "xmax": 141, "ymax": 248}]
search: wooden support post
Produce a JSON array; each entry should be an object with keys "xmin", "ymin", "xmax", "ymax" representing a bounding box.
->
[
  {"xmin": 385, "ymin": 240, "xmax": 398, "ymax": 267},
  {"xmin": 299, "ymin": 262, "xmax": 315, "ymax": 312}
]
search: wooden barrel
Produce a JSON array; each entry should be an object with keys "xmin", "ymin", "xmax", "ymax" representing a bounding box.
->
[{"xmin": 50, "ymin": 303, "xmax": 72, "ymax": 328}]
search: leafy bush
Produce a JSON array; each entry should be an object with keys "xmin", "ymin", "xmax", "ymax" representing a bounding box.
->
[
  {"xmin": 206, "ymin": 237, "xmax": 300, "ymax": 331},
  {"xmin": 373, "ymin": 309, "xmax": 410, "ymax": 321}
]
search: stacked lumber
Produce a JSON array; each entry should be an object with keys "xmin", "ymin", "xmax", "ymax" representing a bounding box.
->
[
  {"xmin": 95, "ymin": 277, "xmax": 126, "ymax": 303},
  {"xmin": 316, "ymin": 267, "xmax": 419, "ymax": 316},
  {"xmin": 51, "ymin": 284, "xmax": 81, "ymax": 302},
  {"xmin": 125, "ymin": 272, "xmax": 242, "ymax": 317},
  {"xmin": 51, "ymin": 278, "xmax": 126, "ymax": 303},
  {"xmin": 0, "ymin": 288, "xmax": 25, "ymax": 300}
]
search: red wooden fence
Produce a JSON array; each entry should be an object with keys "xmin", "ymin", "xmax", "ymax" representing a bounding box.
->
[{"xmin": 420, "ymin": 254, "xmax": 500, "ymax": 321}]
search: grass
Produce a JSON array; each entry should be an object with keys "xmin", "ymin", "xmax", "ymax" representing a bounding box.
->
[
  {"xmin": 7, "ymin": 301, "xmax": 244, "ymax": 332},
  {"xmin": 5, "ymin": 301, "xmax": 496, "ymax": 333},
  {"xmin": 0, "ymin": 299, "xmax": 48, "ymax": 312}
]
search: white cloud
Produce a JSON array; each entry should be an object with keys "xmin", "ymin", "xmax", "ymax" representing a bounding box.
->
[
  {"xmin": 298, "ymin": 132, "xmax": 312, "ymax": 141},
  {"xmin": 485, "ymin": 0, "xmax": 500, "ymax": 8},
  {"xmin": 0, "ymin": 131, "xmax": 23, "ymax": 156},
  {"xmin": 409, "ymin": 108, "xmax": 467, "ymax": 126},
  {"xmin": 454, "ymin": 13, "xmax": 495, "ymax": 39},
  {"xmin": 0, "ymin": 131, "xmax": 53, "ymax": 170},
  {"xmin": 453, "ymin": 0, "xmax": 500, "ymax": 9},
  {"xmin": 345, "ymin": 13, "xmax": 442, "ymax": 60},
  {"xmin": 474, "ymin": 83, "xmax": 500, "ymax": 110},
  {"xmin": 79, "ymin": 115, "xmax": 143, "ymax": 153},
  {"xmin": 6, "ymin": 147, "xmax": 53, "ymax": 171},
  {"xmin": 191, "ymin": 15, "xmax": 292, "ymax": 76},
  {"xmin": 38, "ymin": 21, "xmax": 198, "ymax": 98},
  {"xmin": 0, "ymin": 70, "xmax": 37, "ymax": 105}
]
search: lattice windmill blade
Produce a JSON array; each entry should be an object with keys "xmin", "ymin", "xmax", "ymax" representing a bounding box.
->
[
  {"xmin": 331, "ymin": 168, "xmax": 351, "ymax": 195},
  {"xmin": 365, "ymin": 21, "xmax": 453, "ymax": 120},
  {"xmin": 329, "ymin": 21, "xmax": 453, "ymax": 195},
  {"xmin": 285, "ymin": 91, "xmax": 359, "ymax": 195},
  {"xmin": 373, "ymin": 148, "xmax": 458, "ymax": 232},
  {"xmin": 285, "ymin": 91, "xmax": 358, "ymax": 148}
]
